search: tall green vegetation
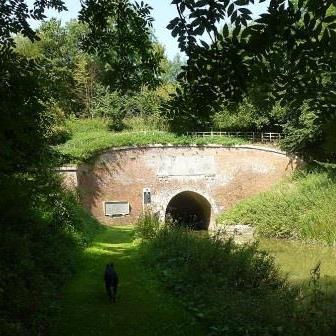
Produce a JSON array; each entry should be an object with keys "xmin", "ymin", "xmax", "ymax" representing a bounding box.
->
[
  {"xmin": 80, "ymin": 0, "xmax": 163, "ymax": 94},
  {"xmin": 211, "ymin": 98, "xmax": 280, "ymax": 131},
  {"xmin": 165, "ymin": 0, "xmax": 336, "ymax": 161},
  {"xmin": 15, "ymin": 14, "xmax": 182, "ymax": 131},
  {"xmin": 1, "ymin": 2, "xmax": 77, "ymax": 334},
  {"xmin": 218, "ymin": 166, "xmax": 336, "ymax": 245},
  {"xmin": 137, "ymin": 215, "xmax": 336, "ymax": 336},
  {"xmin": 0, "ymin": 188, "xmax": 101, "ymax": 335},
  {"xmin": 89, "ymin": 84, "xmax": 174, "ymax": 131},
  {"xmin": 16, "ymin": 19, "xmax": 96, "ymax": 116},
  {"xmin": 1, "ymin": 0, "xmax": 167, "ymax": 334}
]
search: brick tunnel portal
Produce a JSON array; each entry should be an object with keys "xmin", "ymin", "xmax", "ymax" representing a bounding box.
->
[
  {"xmin": 65, "ymin": 146, "xmax": 299, "ymax": 227},
  {"xmin": 165, "ymin": 191, "xmax": 211, "ymax": 230}
]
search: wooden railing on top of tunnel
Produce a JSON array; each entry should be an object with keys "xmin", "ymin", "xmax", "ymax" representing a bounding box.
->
[{"xmin": 186, "ymin": 131, "xmax": 282, "ymax": 143}]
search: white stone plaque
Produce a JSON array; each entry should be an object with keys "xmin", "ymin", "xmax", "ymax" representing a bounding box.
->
[{"xmin": 104, "ymin": 201, "xmax": 130, "ymax": 217}]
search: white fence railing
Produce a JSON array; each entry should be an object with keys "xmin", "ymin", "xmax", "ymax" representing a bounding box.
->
[{"xmin": 186, "ymin": 131, "xmax": 282, "ymax": 142}]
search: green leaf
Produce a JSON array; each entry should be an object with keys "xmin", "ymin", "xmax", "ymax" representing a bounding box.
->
[
  {"xmin": 223, "ymin": 24, "xmax": 229, "ymax": 37},
  {"xmin": 235, "ymin": 0, "xmax": 249, "ymax": 5},
  {"xmin": 324, "ymin": 15, "xmax": 336, "ymax": 23},
  {"xmin": 228, "ymin": 3, "xmax": 235, "ymax": 17},
  {"xmin": 200, "ymin": 40, "xmax": 209, "ymax": 48},
  {"xmin": 195, "ymin": 0, "xmax": 208, "ymax": 7},
  {"xmin": 194, "ymin": 25, "xmax": 205, "ymax": 35},
  {"xmin": 328, "ymin": 22, "xmax": 336, "ymax": 30},
  {"xmin": 239, "ymin": 7, "xmax": 252, "ymax": 15}
]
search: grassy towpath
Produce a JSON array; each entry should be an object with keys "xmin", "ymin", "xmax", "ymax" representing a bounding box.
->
[{"xmin": 50, "ymin": 226, "xmax": 204, "ymax": 336}]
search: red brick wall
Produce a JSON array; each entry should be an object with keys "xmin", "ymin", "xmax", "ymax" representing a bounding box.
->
[{"xmin": 76, "ymin": 146, "xmax": 299, "ymax": 227}]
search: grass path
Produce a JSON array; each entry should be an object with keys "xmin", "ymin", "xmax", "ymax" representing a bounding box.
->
[{"xmin": 50, "ymin": 226, "xmax": 204, "ymax": 336}]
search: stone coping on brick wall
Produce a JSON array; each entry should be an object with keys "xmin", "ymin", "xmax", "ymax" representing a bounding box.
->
[
  {"xmin": 55, "ymin": 165, "xmax": 78, "ymax": 172},
  {"xmin": 88, "ymin": 144, "xmax": 290, "ymax": 157},
  {"xmin": 58, "ymin": 144, "xmax": 297, "ymax": 171}
]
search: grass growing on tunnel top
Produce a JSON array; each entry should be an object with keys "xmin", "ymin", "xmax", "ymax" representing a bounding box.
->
[
  {"xmin": 217, "ymin": 165, "xmax": 336, "ymax": 245},
  {"xmin": 49, "ymin": 226, "xmax": 204, "ymax": 336},
  {"xmin": 136, "ymin": 215, "xmax": 336, "ymax": 336},
  {"xmin": 56, "ymin": 118, "xmax": 246, "ymax": 163}
]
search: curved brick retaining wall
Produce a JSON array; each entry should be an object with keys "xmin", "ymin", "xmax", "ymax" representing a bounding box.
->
[{"xmin": 63, "ymin": 145, "xmax": 299, "ymax": 228}]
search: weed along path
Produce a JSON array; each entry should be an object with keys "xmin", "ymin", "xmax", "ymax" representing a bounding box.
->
[{"xmin": 50, "ymin": 226, "xmax": 204, "ymax": 336}]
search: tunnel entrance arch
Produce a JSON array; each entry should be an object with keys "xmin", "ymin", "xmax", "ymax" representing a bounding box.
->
[{"xmin": 165, "ymin": 191, "xmax": 211, "ymax": 230}]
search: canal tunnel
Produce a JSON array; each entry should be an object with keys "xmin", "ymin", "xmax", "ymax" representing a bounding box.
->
[{"xmin": 165, "ymin": 191, "xmax": 211, "ymax": 230}]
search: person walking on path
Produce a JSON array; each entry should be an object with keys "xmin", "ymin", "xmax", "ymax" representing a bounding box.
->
[{"xmin": 104, "ymin": 263, "xmax": 119, "ymax": 302}]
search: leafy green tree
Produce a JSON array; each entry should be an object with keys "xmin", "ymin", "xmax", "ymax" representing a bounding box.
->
[
  {"xmin": 165, "ymin": 0, "xmax": 336, "ymax": 160},
  {"xmin": 16, "ymin": 19, "xmax": 96, "ymax": 116},
  {"xmin": 1, "ymin": 1, "xmax": 67, "ymax": 171},
  {"xmin": 79, "ymin": 0, "xmax": 164, "ymax": 94},
  {"xmin": 73, "ymin": 53, "xmax": 99, "ymax": 117},
  {"xmin": 161, "ymin": 53, "xmax": 184, "ymax": 84},
  {"xmin": 0, "ymin": 2, "xmax": 87, "ymax": 335}
]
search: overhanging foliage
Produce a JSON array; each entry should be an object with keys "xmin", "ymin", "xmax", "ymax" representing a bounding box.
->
[
  {"xmin": 165, "ymin": 0, "xmax": 336, "ymax": 159},
  {"xmin": 79, "ymin": 0, "xmax": 164, "ymax": 94}
]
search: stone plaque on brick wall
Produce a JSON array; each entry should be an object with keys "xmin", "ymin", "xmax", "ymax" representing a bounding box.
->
[{"xmin": 104, "ymin": 201, "xmax": 130, "ymax": 217}]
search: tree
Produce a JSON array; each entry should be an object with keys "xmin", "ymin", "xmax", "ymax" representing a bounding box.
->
[
  {"xmin": 15, "ymin": 19, "xmax": 97, "ymax": 116},
  {"xmin": 165, "ymin": 0, "xmax": 336, "ymax": 160},
  {"xmin": 161, "ymin": 53, "xmax": 184, "ymax": 84},
  {"xmin": 73, "ymin": 53, "xmax": 98, "ymax": 117},
  {"xmin": 0, "ymin": 2, "xmax": 69, "ymax": 334},
  {"xmin": 1, "ymin": 1, "xmax": 67, "ymax": 172},
  {"xmin": 79, "ymin": 0, "xmax": 164, "ymax": 94}
]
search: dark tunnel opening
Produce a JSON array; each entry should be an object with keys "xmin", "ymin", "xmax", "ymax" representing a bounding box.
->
[{"xmin": 165, "ymin": 191, "xmax": 211, "ymax": 230}]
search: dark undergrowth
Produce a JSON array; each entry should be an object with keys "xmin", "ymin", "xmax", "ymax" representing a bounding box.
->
[
  {"xmin": 137, "ymin": 214, "xmax": 336, "ymax": 336},
  {"xmin": 0, "ymin": 175, "xmax": 102, "ymax": 336}
]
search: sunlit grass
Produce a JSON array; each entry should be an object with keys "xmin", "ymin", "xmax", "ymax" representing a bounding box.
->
[
  {"xmin": 50, "ymin": 226, "xmax": 204, "ymax": 336},
  {"xmin": 51, "ymin": 223, "xmax": 336, "ymax": 336},
  {"xmin": 218, "ymin": 167, "xmax": 336, "ymax": 245},
  {"xmin": 56, "ymin": 118, "xmax": 246, "ymax": 163}
]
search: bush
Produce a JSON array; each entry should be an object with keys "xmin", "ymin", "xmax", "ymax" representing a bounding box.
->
[
  {"xmin": 123, "ymin": 115, "xmax": 168, "ymax": 131},
  {"xmin": 90, "ymin": 85, "xmax": 125, "ymax": 131},
  {"xmin": 212, "ymin": 98, "xmax": 270, "ymax": 131},
  {"xmin": 137, "ymin": 217, "xmax": 336, "ymax": 335},
  {"xmin": 122, "ymin": 87, "xmax": 169, "ymax": 131},
  {"xmin": 44, "ymin": 100, "xmax": 72, "ymax": 145},
  {"xmin": 280, "ymin": 102, "xmax": 322, "ymax": 158},
  {"xmin": 0, "ymin": 174, "xmax": 102, "ymax": 336},
  {"xmin": 135, "ymin": 213, "xmax": 161, "ymax": 240},
  {"xmin": 138, "ymin": 219, "xmax": 298, "ymax": 335},
  {"xmin": 90, "ymin": 85, "xmax": 172, "ymax": 132},
  {"xmin": 48, "ymin": 125, "xmax": 72, "ymax": 145}
]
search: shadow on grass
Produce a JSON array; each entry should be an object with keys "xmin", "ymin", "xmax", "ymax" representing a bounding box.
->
[{"xmin": 49, "ymin": 226, "xmax": 204, "ymax": 336}]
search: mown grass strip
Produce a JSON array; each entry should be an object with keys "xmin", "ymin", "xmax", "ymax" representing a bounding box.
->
[{"xmin": 50, "ymin": 226, "xmax": 204, "ymax": 336}]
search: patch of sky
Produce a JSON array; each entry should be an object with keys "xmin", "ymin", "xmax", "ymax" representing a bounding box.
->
[{"xmin": 25, "ymin": 0, "xmax": 271, "ymax": 60}]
